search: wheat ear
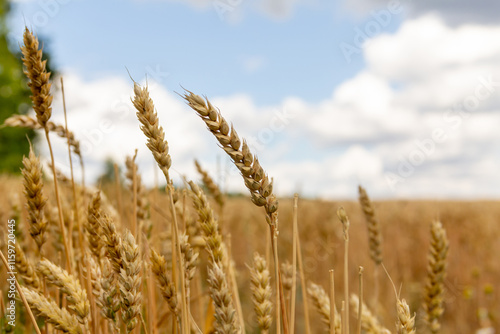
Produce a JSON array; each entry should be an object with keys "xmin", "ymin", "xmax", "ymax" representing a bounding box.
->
[
  {"xmin": 358, "ymin": 185, "xmax": 383, "ymax": 265},
  {"xmin": 87, "ymin": 191, "xmax": 104, "ymax": 261},
  {"xmin": 3, "ymin": 115, "xmax": 83, "ymax": 165},
  {"xmin": 183, "ymin": 91, "xmax": 278, "ymax": 228},
  {"xmin": 95, "ymin": 258, "xmax": 120, "ymax": 332},
  {"xmin": 125, "ymin": 152, "xmax": 152, "ymax": 238},
  {"xmin": 194, "ymin": 159, "xmax": 225, "ymax": 209},
  {"xmin": 21, "ymin": 144, "xmax": 48, "ymax": 253},
  {"xmin": 188, "ymin": 181, "xmax": 238, "ymax": 333},
  {"xmin": 21, "ymin": 286, "xmax": 82, "ymax": 334},
  {"xmin": 307, "ymin": 282, "xmax": 341, "ymax": 334},
  {"xmin": 119, "ymin": 229, "xmax": 142, "ymax": 333},
  {"xmin": 20, "ymin": 28, "xmax": 52, "ymax": 127},
  {"xmin": 424, "ymin": 220, "xmax": 449, "ymax": 334},
  {"xmin": 100, "ymin": 214, "xmax": 123, "ymax": 275},
  {"xmin": 249, "ymin": 252, "xmax": 273, "ymax": 333},
  {"xmin": 14, "ymin": 243, "xmax": 41, "ymax": 290},
  {"xmin": 350, "ymin": 294, "xmax": 390, "ymax": 334},
  {"xmin": 396, "ymin": 299, "xmax": 415, "ymax": 334},
  {"xmin": 132, "ymin": 82, "xmax": 189, "ymax": 334},
  {"xmin": 36, "ymin": 259, "xmax": 90, "ymax": 329},
  {"xmin": 183, "ymin": 90, "xmax": 283, "ymax": 332},
  {"xmin": 22, "ymin": 27, "xmax": 72, "ymax": 273},
  {"xmin": 150, "ymin": 248, "xmax": 180, "ymax": 318}
]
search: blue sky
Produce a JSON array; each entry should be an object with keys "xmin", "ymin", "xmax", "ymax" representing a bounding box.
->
[
  {"xmin": 6, "ymin": 0, "xmax": 500, "ymax": 199},
  {"xmin": 8, "ymin": 0, "xmax": 385, "ymax": 105}
]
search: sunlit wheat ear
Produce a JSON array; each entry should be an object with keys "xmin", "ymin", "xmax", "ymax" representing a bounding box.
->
[
  {"xmin": 350, "ymin": 294, "xmax": 390, "ymax": 334},
  {"xmin": 397, "ymin": 298, "xmax": 416, "ymax": 334},
  {"xmin": 207, "ymin": 261, "xmax": 239, "ymax": 334},
  {"xmin": 3, "ymin": 115, "xmax": 83, "ymax": 161},
  {"xmin": 249, "ymin": 252, "xmax": 272, "ymax": 333},
  {"xmin": 99, "ymin": 214, "xmax": 123, "ymax": 275},
  {"xmin": 15, "ymin": 243, "xmax": 41, "ymax": 290},
  {"xmin": 21, "ymin": 286, "xmax": 83, "ymax": 334},
  {"xmin": 179, "ymin": 233, "xmax": 199, "ymax": 293},
  {"xmin": 188, "ymin": 181, "xmax": 238, "ymax": 332},
  {"xmin": 119, "ymin": 229, "xmax": 142, "ymax": 333},
  {"xmin": 131, "ymin": 83, "xmax": 172, "ymax": 182},
  {"xmin": 188, "ymin": 181, "xmax": 225, "ymax": 263},
  {"xmin": 194, "ymin": 159, "xmax": 225, "ymax": 208},
  {"xmin": 87, "ymin": 191, "xmax": 104, "ymax": 261},
  {"xmin": 182, "ymin": 90, "xmax": 278, "ymax": 228},
  {"xmin": 125, "ymin": 154, "xmax": 151, "ymax": 237},
  {"xmin": 358, "ymin": 185, "xmax": 383, "ymax": 265},
  {"xmin": 21, "ymin": 28, "xmax": 52, "ymax": 127},
  {"xmin": 424, "ymin": 220, "xmax": 449, "ymax": 334},
  {"xmin": 22, "ymin": 144, "xmax": 48, "ymax": 253},
  {"xmin": 307, "ymin": 282, "xmax": 341, "ymax": 334},
  {"xmin": 36, "ymin": 259, "xmax": 90, "ymax": 330},
  {"xmin": 150, "ymin": 248, "xmax": 179, "ymax": 317}
]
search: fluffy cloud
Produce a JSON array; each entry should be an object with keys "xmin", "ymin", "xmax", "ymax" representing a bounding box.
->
[
  {"xmin": 134, "ymin": 0, "xmax": 310, "ymax": 20},
  {"xmin": 34, "ymin": 14, "xmax": 500, "ymax": 199},
  {"xmin": 344, "ymin": 0, "xmax": 500, "ymax": 26}
]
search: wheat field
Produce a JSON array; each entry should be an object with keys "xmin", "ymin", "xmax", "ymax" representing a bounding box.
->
[{"xmin": 0, "ymin": 27, "xmax": 498, "ymax": 334}]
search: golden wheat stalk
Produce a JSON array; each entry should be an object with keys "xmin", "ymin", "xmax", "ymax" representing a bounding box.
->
[
  {"xmin": 21, "ymin": 144, "xmax": 48, "ymax": 253},
  {"xmin": 249, "ymin": 252, "xmax": 273, "ymax": 333},
  {"xmin": 125, "ymin": 153, "xmax": 152, "ymax": 238},
  {"xmin": 21, "ymin": 286, "xmax": 83, "ymax": 334},
  {"xmin": 36, "ymin": 259, "xmax": 90, "ymax": 329},
  {"xmin": 350, "ymin": 294, "xmax": 390, "ymax": 334},
  {"xmin": 194, "ymin": 159, "xmax": 225, "ymax": 208},
  {"xmin": 131, "ymin": 83, "xmax": 171, "ymax": 182},
  {"xmin": 307, "ymin": 282, "xmax": 341, "ymax": 334},
  {"xmin": 118, "ymin": 229, "xmax": 142, "ymax": 333},
  {"xmin": 21, "ymin": 27, "xmax": 73, "ymax": 274},
  {"xmin": 358, "ymin": 185, "xmax": 383, "ymax": 265},
  {"xmin": 20, "ymin": 28, "xmax": 52, "ymax": 127},
  {"xmin": 182, "ymin": 91, "xmax": 278, "ymax": 229},
  {"xmin": 3, "ymin": 115, "xmax": 83, "ymax": 163},
  {"xmin": 183, "ymin": 89, "xmax": 284, "ymax": 333},
  {"xmin": 424, "ymin": 220, "xmax": 449, "ymax": 334},
  {"xmin": 150, "ymin": 248, "xmax": 180, "ymax": 318},
  {"xmin": 132, "ymin": 82, "xmax": 189, "ymax": 334},
  {"xmin": 396, "ymin": 299, "xmax": 416, "ymax": 334},
  {"xmin": 87, "ymin": 191, "xmax": 104, "ymax": 261}
]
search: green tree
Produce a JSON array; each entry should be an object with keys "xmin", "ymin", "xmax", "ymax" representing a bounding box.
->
[{"xmin": 0, "ymin": 0, "xmax": 35, "ymax": 173}]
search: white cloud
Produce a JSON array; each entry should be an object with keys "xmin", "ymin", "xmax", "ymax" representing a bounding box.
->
[
  {"xmin": 241, "ymin": 55, "xmax": 267, "ymax": 74},
  {"xmin": 135, "ymin": 0, "xmax": 310, "ymax": 20},
  {"xmin": 32, "ymin": 14, "xmax": 500, "ymax": 199}
]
